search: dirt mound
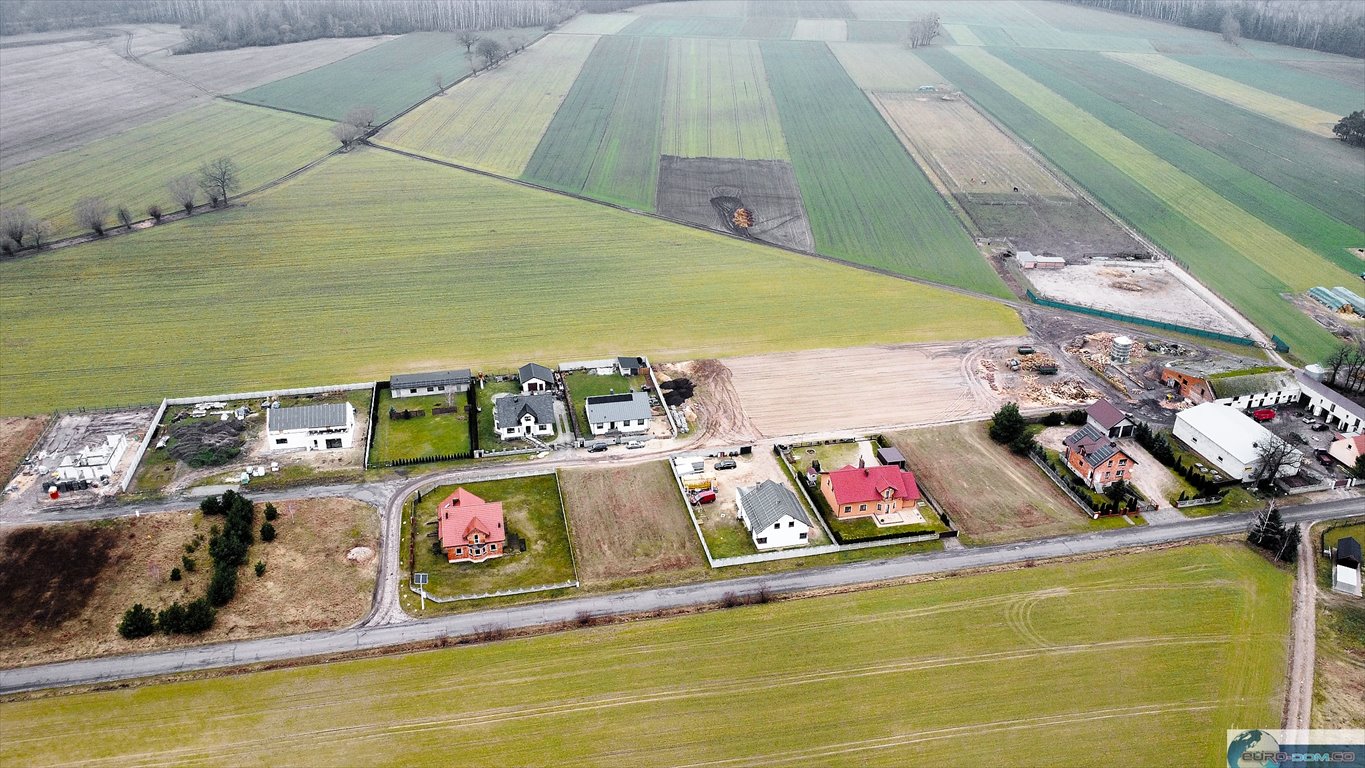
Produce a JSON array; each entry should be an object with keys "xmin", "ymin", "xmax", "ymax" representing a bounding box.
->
[
  {"xmin": 168, "ymin": 419, "xmax": 247, "ymax": 467},
  {"xmin": 346, "ymin": 546, "xmax": 374, "ymax": 564},
  {"xmin": 656, "ymin": 156, "xmax": 814, "ymax": 252}
]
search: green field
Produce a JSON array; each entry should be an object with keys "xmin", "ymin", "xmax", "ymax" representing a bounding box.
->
[
  {"xmin": 921, "ymin": 46, "xmax": 1347, "ymax": 361},
  {"xmin": 761, "ymin": 41, "xmax": 1008, "ymax": 297},
  {"xmin": 405, "ymin": 474, "xmax": 574, "ymax": 600},
  {"xmin": 620, "ymin": 15, "xmax": 745, "ymax": 38},
  {"xmin": 371, "ymin": 388, "xmax": 472, "ymax": 464},
  {"xmin": 0, "ymin": 544, "xmax": 1290, "ymax": 766},
  {"xmin": 521, "ymin": 35, "xmax": 668, "ymax": 210},
  {"xmin": 374, "ymin": 34, "xmax": 599, "ymax": 177},
  {"xmin": 233, "ymin": 30, "xmax": 540, "ymax": 123},
  {"xmin": 0, "ymin": 101, "xmax": 333, "ymax": 239},
  {"xmin": 0, "ymin": 147, "xmax": 1020, "ymax": 415},
  {"xmin": 661, "ymin": 38, "xmax": 789, "ymax": 160},
  {"xmin": 1172, "ymin": 55, "xmax": 1365, "ymax": 116}
]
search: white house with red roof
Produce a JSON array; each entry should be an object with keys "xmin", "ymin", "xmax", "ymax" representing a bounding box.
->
[
  {"xmin": 1328, "ymin": 434, "xmax": 1365, "ymax": 472},
  {"xmin": 820, "ymin": 460, "xmax": 921, "ymax": 520},
  {"xmin": 437, "ymin": 488, "xmax": 506, "ymax": 563}
]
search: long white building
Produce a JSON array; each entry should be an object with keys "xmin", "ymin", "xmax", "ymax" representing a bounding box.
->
[
  {"xmin": 266, "ymin": 403, "xmax": 356, "ymax": 451},
  {"xmin": 1173, "ymin": 403, "xmax": 1301, "ymax": 482}
]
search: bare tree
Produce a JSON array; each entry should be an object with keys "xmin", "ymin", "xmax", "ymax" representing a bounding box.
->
[
  {"xmin": 1343, "ymin": 343, "xmax": 1365, "ymax": 395},
  {"xmin": 74, "ymin": 196, "xmax": 110, "ymax": 236},
  {"xmin": 198, "ymin": 157, "xmax": 240, "ymax": 207},
  {"xmin": 116, "ymin": 206, "xmax": 134, "ymax": 229},
  {"xmin": 456, "ymin": 30, "xmax": 481, "ymax": 53},
  {"xmin": 432, "ymin": 71, "xmax": 445, "ymax": 93},
  {"xmin": 905, "ymin": 12, "xmax": 941, "ymax": 49},
  {"xmin": 1220, "ymin": 9, "xmax": 1241, "ymax": 44},
  {"xmin": 168, "ymin": 174, "xmax": 198, "ymax": 214},
  {"xmin": 331, "ymin": 121, "xmax": 366, "ymax": 148},
  {"xmin": 1324, "ymin": 344, "xmax": 1353, "ymax": 386},
  {"xmin": 1, "ymin": 206, "xmax": 35, "ymax": 248},
  {"xmin": 1252, "ymin": 436, "xmax": 1298, "ymax": 485},
  {"xmin": 476, "ymin": 37, "xmax": 503, "ymax": 68},
  {"xmin": 147, "ymin": 204, "xmax": 163, "ymax": 222},
  {"xmin": 344, "ymin": 106, "xmax": 377, "ymax": 129},
  {"xmin": 28, "ymin": 218, "xmax": 52, "ymax": 248}
]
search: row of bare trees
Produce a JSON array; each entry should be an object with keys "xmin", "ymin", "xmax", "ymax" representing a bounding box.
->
[
  {"xmin": 903, "ymin": 13, "xmax": 942, "ymax": 49},
  {"xmin": 1321, "ymin": 339, "xmax": 1365, "ymax": 396}
]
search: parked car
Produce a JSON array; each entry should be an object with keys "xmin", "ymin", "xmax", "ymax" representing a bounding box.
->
[
  {"xmin": 587, "ymin": 442, "xmax": 609, "ymax": 453},
  {"xmin": 625, "ymin": 440, "xmax": 646, "ymax": 449},
  {"xmin": 1252, "ymin": 408, "xmax": 1276, "ymax": 422},
  {"xmin": 690, "ymin": 490, "xmax": 717, "ymax": 505},
  {"xmin": 1301, "ymin": 416, "xmax": 1315, "ymax": 425},
  {"xmin": 1311, "ymin": 423, "xmax": 1329, "ymax": 432},
  {"xmin": 714, "ymin": 458, "xmax": 737, "ymax": 470},
  {"xmin": 1314, "ymin": 450, "xmax": 1334, "ymax": 466}
]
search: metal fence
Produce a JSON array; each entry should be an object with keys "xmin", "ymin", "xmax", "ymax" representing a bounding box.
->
[{"xmin": 1025, "ymin": 290, "xmax": 1259, "ymax": 349}]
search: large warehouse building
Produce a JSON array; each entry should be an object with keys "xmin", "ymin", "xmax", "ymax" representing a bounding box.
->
[{"xmin": 1172, "ymin": 403, "xmax": 1301, "ymax": 482}]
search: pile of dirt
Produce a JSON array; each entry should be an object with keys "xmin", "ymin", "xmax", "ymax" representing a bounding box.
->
[
  {"xmin": 346, "ymin": 546, "xmax": 374, "ymax": 564},
  {"xmin": 168, "ymin": 419, "xmax": 247, "ymax": 468},
  {"xmin": 659, "ymin": 377, "xmax": 695, "ymax": 407}
]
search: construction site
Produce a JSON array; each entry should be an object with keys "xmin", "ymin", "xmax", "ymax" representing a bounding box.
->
[
  {"xmin": 1, "ymin": 407, "xmax": 156, "ymax": 509},
  {"xmin": 1023, "ymin": 259, "xmax": 1246, "ymax": 336}
]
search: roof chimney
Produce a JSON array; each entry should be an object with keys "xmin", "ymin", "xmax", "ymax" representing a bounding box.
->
[{"xmin": 858, "ymin": 456, "xmax": 865, "ymax": 469}]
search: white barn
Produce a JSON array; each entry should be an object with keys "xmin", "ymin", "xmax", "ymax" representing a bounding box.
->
[
  {"xmin": 390, "ymin": 369, "xmax": 471, "ymax": 399},
  {"xmin": 493, "ymin": 394, "xmax": 555, "ymax": 440},
  {"xmin": 266, "ymin": 403, "xmax": 356, "ymax": 451},
  {"xmin": 1297, "ymin": 371, "xmax": 1365, "ymax": 434},
  {"xmin": 585, "ymin": 392, "xmax": 651, "ymax": 435},
  {"xmin": 55, "ymin": 433, "xmax": 129, "ymax": 482},
  {"xmin": 737, "ymin": 480, "xmax": 811, "ymax": 550},
  {"xmin": 1172, "ymin": 403, "xmax": 1301, "ymax": 482}
]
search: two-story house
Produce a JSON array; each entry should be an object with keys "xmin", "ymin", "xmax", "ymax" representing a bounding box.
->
[
  {"xmin": 1063, "ymin": 424, "xmax": 1136, "ymax": 491},
  {"xmin": 821, "ymin": 460, "xmax": 921, "ymax": 520},
  {"xmin": 437, "ymin": 488, "xmax": 506, "ymax": 563}
]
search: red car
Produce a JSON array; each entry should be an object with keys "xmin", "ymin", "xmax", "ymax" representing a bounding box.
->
[
  {"xmin": 690, "ymin": 490, "xmax": 717, "ymax": 505},
  {"xmin": 1252, "ymin": 409, "xmax": 1276, "ymax": 422}
]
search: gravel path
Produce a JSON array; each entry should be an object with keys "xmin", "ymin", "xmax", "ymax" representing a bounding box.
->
[{"xmin": 1283, "ymin": 522, "xmax": 1316, "ymax": 729}]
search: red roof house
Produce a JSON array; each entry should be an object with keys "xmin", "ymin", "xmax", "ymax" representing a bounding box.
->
[
  {"xmin": 437, "ymin": 488, "xmax": 506, "ymax": 564},
  {"xmin": 821, "ymin": 462, "xmax": 921, "ymax": 519}
]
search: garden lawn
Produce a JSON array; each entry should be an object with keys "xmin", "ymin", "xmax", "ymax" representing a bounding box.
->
[
  {"xmin": 522, "ymin": 35, "xmax": 668, "ymax": 210},
  {"xmin": 373, "ymin": 33, "xmax": 599, "ymax": 177},
  {"xmin": 661, "ymin": 38, "xmax": 788, "ymax": 160},
  {"xmin": 563, "ymin": 371, "xmax": 644, "ymax": 434},
  {"xmin": 0, "ymin": 544, "xmax": 1291, "ymax": 767},
  {"xmin": 475, "ymin": 379, "xmax": 524, "ymax": 449},
  {"xmin": 760, "ymin": 41, "xmax": 1008, "ymax": 298},
  {"xmin": 233, "ymin": 30, "xmax": 541, "ymax": 122},
  {"xmin": 371, "ymin": 388, "xmax": 471, "ymax": 464},
  {"xmin": 406, "ymin": 474, "xmax": 574, "ymax": 601},
  {"xmin": 0, "ymin": 101, "xmax": 332, "ymax": 240}
]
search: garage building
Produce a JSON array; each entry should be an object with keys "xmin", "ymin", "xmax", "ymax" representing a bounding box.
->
[{"xmin": 1172, "ymin": 403, "xmax": 1301, "ymax": 482}]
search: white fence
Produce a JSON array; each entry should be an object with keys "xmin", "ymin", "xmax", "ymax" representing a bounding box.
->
[{"xmin": 119, "ymin": 399, "xmax": 169, "ymax": 492}]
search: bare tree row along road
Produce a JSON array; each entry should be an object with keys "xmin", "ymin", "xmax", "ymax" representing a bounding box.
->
[{"xmin": 2, "ymin": 497, "xmax": 1359, "ymax": 695}]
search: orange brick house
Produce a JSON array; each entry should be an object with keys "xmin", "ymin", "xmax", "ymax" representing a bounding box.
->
[
  {"xmin": 821, "ymin": 461, "xmax": 921, "ymax": 519},
  {"xmin": 437, "ymin": 488, "xmax": 506, "ymax": 564},
  {"xmin": 1063, "ymin": 424, "xmax": 1136, "ymax": 491}
]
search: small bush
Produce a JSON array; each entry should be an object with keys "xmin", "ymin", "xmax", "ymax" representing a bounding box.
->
[
  {"xmin": 1009, "ymin": 432, "xmax": 1036, "ymax": 456},
  {"xmin": 264, "ymin": 503, "xmax": 278, "ymax": 522},
  {"xmin": 1065, "ymin": 409, "xmax": 1088, "ymax": 426},
  {"xmin": 158, "ymin": 602, "xmax": 188, "ymax": 634},
  {"xmin": 118, "ymin": 604, "xmax": 157, "ymax": 639},
  {"xmin": 182, "ymin": 555, "xmax": 196, "ymax": 572},
  {"xmin": 170, "ymin": 567, "xmax": 182, "ymax": 581},
  {"xmin": 260, "ymin": 522, "xmax": 276, "ymax": 542},
  {"xmin": 182, "ymin": 599, "xmax": 216, "ymax": 633},
  {"xmin": 1040, "ymin": 412, "xmax": 1064, "ymax": 427},
  {"xmin": 989, "ymin": 402, "xmax": 1028, "ymax": 444},
  {"xmin": 255, "ymin": 561, "xmax": 266, "ymax": 577},
  {"xmin": 207, "ymin": 568, "xmax": 237, "ymax": 607}
]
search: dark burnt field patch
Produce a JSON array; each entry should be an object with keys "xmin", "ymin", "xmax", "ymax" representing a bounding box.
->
[{"xmin": 656, "ymin": 155, "xmax": 815, "ymax": 253}]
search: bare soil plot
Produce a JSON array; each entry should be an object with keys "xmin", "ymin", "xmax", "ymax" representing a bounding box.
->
[
  {"xmin": 720, "ymin": 342, "xmax": 1008, "ymax": 437},
  {"xmin": 559, "ymin": 461, "xmax": 707, "ymax": 585},
  {"xmin": 0, "ymin": 497, "xmax": 379, "ymax": 668},
  {"xmin": 0, "ymin": 37, "xmax": 204, "ymax": 169},
  {"xmin": 0, "ymin": 416, "xmax": 47, "ymax": 484},
  {"xmin": 656, "ymin": 155, "xmax": 814, "ymax": 252},
  {"xmin": 140, "ymin": 35, "xmax": 391, "ymax": 94},
  {"xmin": 1024, "ymin": 261, "xmax": 1242, "ymax": 335},
  {"xmin": 964, "ymin": 195, "xmax": 1148, "ymax": 260},
  {"xmin": 689, "ymin": 450, "xmax": 830, "ymax": 558},
  {"xmin": 829, "ymin": 42, "xmax": 948, "ymax": 91},
  {"xmin": 4, "ymin": 409, "xmax": 155, "ymax": 510},
  {"xmin": 889, "ymin": 421, "xmax": 1088, "ymax": 544}
]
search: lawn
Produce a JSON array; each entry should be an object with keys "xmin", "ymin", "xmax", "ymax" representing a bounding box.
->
[
  {"xmin": 403, "ymin": 474, "xmax": 574, "ymax": 603},
  {"xmin": 522, "ymin": 35, "xmax": 668, "ymax": 210},
  {"xmin": 558, "ymin": 461, "xmax": 708, "ymax": 586},
  {"xmin": 370, "ymin": 388, "xmax": 472, "ymax": 464},
  {"xmin": 373, "ymin": 33, "xmax": 599, "ymax": 177},
  {"xmin": 921, "ymin": 46, "xmax": 1345, "ymax": 361},
  {"xmin": 562, "ymin": 371, "xmax": 644, "ymax": 434},
  {"xmin": 0, "ymin": 101, "xmax": 333, "ymax": 239},
  {"xmin": 0, "ymin": 147, "xmax": 1023, "ymax": 416},
  {"xmin": 889, "ymin": 422, "xmax": 1090, "ymax": 545},
  {"xmin": 1313, "ymin": 519, "xmax": 1365, "ymax": 729},
  {"xmin": 0, "ymin": 543, "xmax": 1291, "ymax": 767},
  {"xmin": 232, "ymin": 29, "xmax": 542, "ymax": 123},
  {"xmin": 475, "ymin": 379, "xmax": 525, "ymax": 449},
  {"xmin": 760, "ymin": 41, "xmax": 1009, "ymax": 298},
  {"xmin": 661, "ymin": 38, "xmax": 788, "ymax": 160},
  {"xmin": 786, "ymin": 449, "xmax": 952, "ymax": 543}
]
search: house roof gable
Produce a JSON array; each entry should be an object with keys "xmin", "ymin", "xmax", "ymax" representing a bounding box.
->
[
  {"xmin": 390, "ymin": 369, "xmax": 471, "ymax": 389},
  {"xmin": 267, "ymin": 403, "xmax": 349, "ymax": 432},
  {"xmin": 739, "ymin": 480, "xmax": 810, "ymax": 531},
  {"xmin": 585, "ymin": 391, "xmax": 651, "ymax": 423},
  {"xmin": 825, "ymin": 464, "xmax": 920, "ymax": 506},
  {"xmin": 493, "ymin": 394, "xmax": 554, "ymax": 429},
  {"xmin": 519, "ymin": 363, "xmax": 554, "ymax": 382},
  {"xmin": 437, "ymin": 488, "xmax": 506, "ymax": 549},
  {"xmin": 1086, "ymin": 400, "xmax": 1130, "ymax": 430}
]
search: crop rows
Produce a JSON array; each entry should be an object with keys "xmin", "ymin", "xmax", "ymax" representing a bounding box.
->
[
  {"xmin": 761, "ymin": 41, "xmax": 1009, "ymax": 298},
  {"xmin": 522, "ymin": 35, "xmax": 669, "ymax": 210},
  {"xmin": 0, "ymin": 101, "xmax": 333, "ymax": 239},
  {"xmin": 374, "ymin": 34, "xmax": 599, "ymax": 177},
  {"xmin": 829, "ymin": 41, "xmax": 949, "ymax": 91},
  {"xmin": 661, "ymin": 38, "xmax": 788, "ymax": 160},
  {"xmin": 923, "ymin": 46, "xmax": 1343, "ymax": 359},
  {"xmin": 1172, "ymin": 54, "xmax": 1365, "ymax": 115},
  {"xmin": 0, "ymin": 148, "xmax": 1020, "ymax": 414}
]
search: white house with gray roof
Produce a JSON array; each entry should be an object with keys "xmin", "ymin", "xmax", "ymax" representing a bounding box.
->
[
  {"xmin": 737, "ymin": 480, "xmax": 811, "ymax": 550},
  {"xmin": 518, "ymin": 363, "xmax": 554, "ymax": 394},
  {"xmin": 390, "ymin": 369, "xmax": 471, "ymax": 399},
  {"xmin": 493, "ymin": 394, "xmax": 555, "ymax": 440},
  {"xmin": 1297, "ymin": 371, "xmax": 1365, "ymax": 434},
  {"xmin": 584, "ymin": 392, "xmax": 651, "ymax": 435},
  {"xmin": 266, "ymin": 403, "xmax": 356, "ymax": 451}
]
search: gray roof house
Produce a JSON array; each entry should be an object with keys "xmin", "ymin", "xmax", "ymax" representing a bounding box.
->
[
  {"xmin": 390, "ymin": 369, "xmax": 472, "ymax": 397},
  {"xmin": 494, "ymin": 394, "xmax": 555, "ymax": 431},
  {"xmin": 738, "ymin": 480, "xmax": 811, "ymax": 530},
  {"xmin": 268, "ymin": 403, "xmax": 350, "ymax": 431},
  {"xmin": 585, "ymin": 392, "xmax": 651, "ymax": 423},
  {"xmin": 617, "ymin": 356, "xmax": 645, "ymax": 375}
]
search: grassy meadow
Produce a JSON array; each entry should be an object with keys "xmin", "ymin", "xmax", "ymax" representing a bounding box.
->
[
  {"xmin": 522, "ymin": 35, "xmax": 669, "ymax": 210},
  {"xmin": 0, "ymin": 147, "xmax": 1020, "ymax": 415},
  {"xmin": 374, "ymin": 33, "xmax": 599, "ymax": 177},
  {"xmin": 0, "ymin": 543, "xmax": 1290, "ymax": 767},
  {"xmin": 0, "ymin": 101, "xmax": 333, "ymax": 239},
  {"xmin": 661, "ymin": 38, "xmax": 789, "ymax": 160},
  {"xmin": 761, "ymin": 40, "xmax": 1009, "ymax": 297}
]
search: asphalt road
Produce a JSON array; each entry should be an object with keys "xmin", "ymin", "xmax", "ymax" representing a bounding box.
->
[{"xmin": 3, "ymin": 497, "xmax": 1359, "ymax": 695}]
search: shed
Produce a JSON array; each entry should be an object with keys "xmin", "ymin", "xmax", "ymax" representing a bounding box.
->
[{"xmin": 877, "ymin": 446, "xmax": 906, "ymax": 469}]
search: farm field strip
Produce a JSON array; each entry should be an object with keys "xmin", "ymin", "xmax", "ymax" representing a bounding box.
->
[
  {"xmin": 0, "ymin": 101, "xmax": 334, "ymax": 239},
  {"xmin": 1172, "ymin": 54, "xmax": 1365, "ymax": 116},
  {"xmin": 946, "ymin": 47, "xmax": 1352, "ymax": 293},
  {"xmin": 943, "ymin": 24, "xmax": 986, "ymax": 46},
  {"xmin": 1009, "ymin": 49, "xmax": 1365, "ymax": 241},
  {"xmin": 829, "ymin": 42, "xmax": 950, "ymax": 91},
  {"xmin": 919, "ymin": 47, "xmax": 1340, "ymax": 359},
  {"xmin": 0, "ymin": 148, "xmax": 1021, "ymax": 415},
  {"xmin": 522, "ymin": 35, "xmax": 668, "ymax": 210},
  {"xmin": 1106, "ymin": 52, "xmax": 1343, "ymax": 137},
  {"xmin": 619, "ymin": 16, "xmax": 744, "ymax": 38},
  {"xmin": 661, "ymin": 38, "xmax": 788, "ymax": 160},
  {"xmin": 554, "ymin": 12, "xmax": 637, "ymax": 35},
  {"xmin": 232, "ymin": 30, "xmax": 540, "ymax": 123},
  {"xmin": 374, "ymin": 34, "xmax": 599, "ymax": 177},
  {"xmin": 791, "ymin": 18, "xmax": 847, "ymax": 42},
  {"xmin": 0, "ymin": 545, "xmax": 1289, "ymax": 767},
  {"xmin": 138, "ymin": 35, "xmax": 391, "ymax": 95},
  {"xmin": 760, "ymin": 40, "xmax": 1009, "ymax": 298},
  {"xmin": 754, "ymin": 0, "xmax": 855, "ymax": 18}
]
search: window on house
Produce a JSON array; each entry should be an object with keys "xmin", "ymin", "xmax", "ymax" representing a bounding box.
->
[
  {"xmin": 455, "ymin": 548, "xmax": 463, "ymax": 554},
  {"xmin": 799, "ymin": 532, "xmax": 807, "ymax": 539},
  {"xmin": 1118, "ymin": 459, "xmax": 1127, "ymax": 465},
  {"xmin": 844, "ymin": 506, "xmax": 851, "ymax": 513},
  {"xmin": 756, "ymin": 537, "xmax": 767, "ymax": 544},
  {"xmin": 859, "ymin": 504, "xmax": 867, "ymax": 511},
  {"xmin": 789, "ymin": 521, "xmax": 795, "ymax": 527},
  {"xmin": 275, "ymin": 438, "xmax": 288, "ymax": 445},
  {"xmin": 408, "ymin": 389, "xmax": 417, "ymax": 394},
  {"xmin": 774, "ymin": 523, "xmax": 781, "ymax": 530},
  {"xmin": 427, "ymin": 387, "xmax": 435, "ymax": 392},
  {"xmin": 1117, "ymin": 470, "xmax": 1124, "ymax": 477}
]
